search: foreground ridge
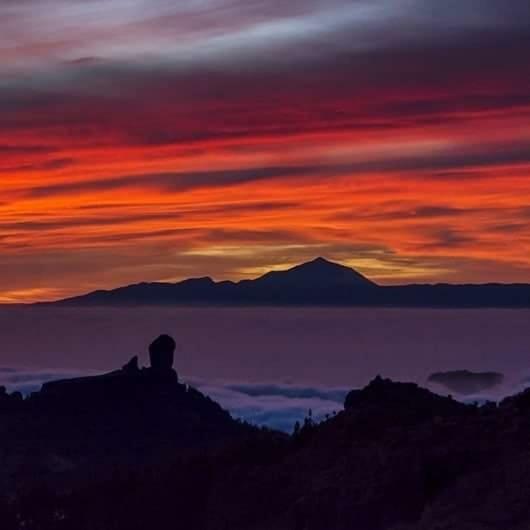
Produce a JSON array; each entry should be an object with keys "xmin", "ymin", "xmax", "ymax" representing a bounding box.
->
[
  {"xmin": 2, "ymin": 339, "xmax": 530, "ymax": 529},
  {"xmin": 0, "ymin": 335, "xmax": 256, "ymax": 490}
]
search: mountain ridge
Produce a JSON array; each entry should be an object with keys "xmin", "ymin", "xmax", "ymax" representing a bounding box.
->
[{"xmin": 44, "ymin": 257, "xmax": 530, "ymax": 307}]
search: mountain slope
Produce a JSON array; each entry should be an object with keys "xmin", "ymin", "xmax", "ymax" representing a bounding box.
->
[
  {"xmin": 0, "ymin": 343, "xmax": 257, "ymax": 490},
  {"xmin": 47, "ymin": 257, "xmax": 530, "ymax": 307},
  {"xmin": 8, "ymin": 376, "xmax": 530, "ymax": 530},
  {"xmin": 248, "ymin": 257, "xmax": 376, "ymax": 288},
  {"xmin": 52, "ymin": 257, "xmax": 377, "ymax": 306}
]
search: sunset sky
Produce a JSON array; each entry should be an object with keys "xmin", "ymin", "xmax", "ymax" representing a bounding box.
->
[{"xmin": 2, "ymin": 0, "xmax": 530, "ymax": 302}]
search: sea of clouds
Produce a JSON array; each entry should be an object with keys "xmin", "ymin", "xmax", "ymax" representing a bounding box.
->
[
  {"xmin": 3, "ymin": 367, "xmax": 530, "ymax": 432},
  {"xmin": 189, "ymin": 379, "xmax": 350, "ymax": 432},
  {"xmin": 0, "ymin": 367, "xmax": 349, "ymax": 432},
  {"xmin": 0, "ymin": 367, "xmax": 93, "ymax": 395}
]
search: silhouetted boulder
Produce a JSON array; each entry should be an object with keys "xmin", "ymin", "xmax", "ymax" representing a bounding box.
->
[{"xmin": 149, "ymin": 334, "xmax": 176, "ymax": 372}]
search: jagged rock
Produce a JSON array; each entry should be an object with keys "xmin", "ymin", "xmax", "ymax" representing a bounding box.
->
[
  {"xmin": 149, "ymin": 334, "xmax": 176, "ymax": 372},
  {"xmin": 122, "ymin": 355, "xmax": 139, "ymax": 374},
  {"xmin": 0, "ymin": 335, "xmax": 253, "ymax": 492}
]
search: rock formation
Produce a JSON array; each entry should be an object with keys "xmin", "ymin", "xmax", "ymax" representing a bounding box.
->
[
  {"xmin": 121, "ymin": 355, "xmax": 139, "ymax": 373},
  {"xmin": 0, "ymin": 335, "xmax": 253, "ymax": 492},
  {"xmin": 148, "ymin": 334, "xmax": 176, "ymax": 373}
]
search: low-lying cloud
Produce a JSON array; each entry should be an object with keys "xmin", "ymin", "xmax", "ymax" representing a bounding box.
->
[
  {"xmin": 0, "ymin": 366, "xmax": 348, "ymax": 432},
  {"xmin": 3, "ymin": 365, "xmax": 530, "ymax": 432},
  {"xmin": 0, "ymin": 367, "xmax": 95, "ymax": 395}
]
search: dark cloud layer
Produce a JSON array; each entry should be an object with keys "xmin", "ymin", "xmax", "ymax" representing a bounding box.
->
[{"xmin": 17, "ymin": 139, "xmax": 530, "ymax": 202}]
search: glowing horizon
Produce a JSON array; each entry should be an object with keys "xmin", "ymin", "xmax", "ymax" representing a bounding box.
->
[{"xmin": 2, "ymin": 0, "xmax": 530, "ymax": 302}]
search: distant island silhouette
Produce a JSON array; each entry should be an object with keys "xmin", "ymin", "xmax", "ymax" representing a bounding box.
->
[{"xmin": 46, "ymin": 257, "xmax": 530, "ymax": 307}]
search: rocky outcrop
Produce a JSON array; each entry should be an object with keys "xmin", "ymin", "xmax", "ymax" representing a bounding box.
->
[
  {"xmin": 0, "ymin": 335, "xmax": 254, "ymax": 492},
  {"xmin": 196, "ymin": 379, "xmax": 530, "ymax": 530},
  {"xmin": 344, "ymin": 375, "xmax": 470, "ymax": 422},
  {"xmin": 148, "ymin": 334, "xmax": 176, "ymax": 372}
]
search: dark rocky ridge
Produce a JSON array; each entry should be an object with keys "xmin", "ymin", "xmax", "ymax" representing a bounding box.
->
[
  {"xmin": 2, "ymin": 344, "xmax": 530, "ymax": 529},
  {"xmin": 0, "ymin": 335, "xmax": 255, "ymax": 492}
]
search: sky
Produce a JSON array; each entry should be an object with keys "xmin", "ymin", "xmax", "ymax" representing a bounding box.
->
[{"xmin": 1, "ymin": 0, "xmax": 530, "ymax": 302}]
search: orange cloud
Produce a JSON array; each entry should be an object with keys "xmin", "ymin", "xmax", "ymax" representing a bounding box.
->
[{"xmin": 2, "ymin": 3, "xmax": 530, "ymax": 301}]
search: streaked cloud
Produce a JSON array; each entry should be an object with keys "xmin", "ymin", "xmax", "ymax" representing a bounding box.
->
[{"xmin": 1, "ymin": 0, "xmax": 530, "ymax": 301}]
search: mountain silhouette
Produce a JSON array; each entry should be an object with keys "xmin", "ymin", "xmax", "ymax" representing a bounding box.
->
[
  {"xmin": 48, "ymin": 257, "xmax": 530, "ymax": 307},
  {"xmin": 245, "ymin": 257, "xmax": 375, "ymax": 289}
]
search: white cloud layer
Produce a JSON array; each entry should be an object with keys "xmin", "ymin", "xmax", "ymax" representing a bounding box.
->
[
  {"xmin": 4, "ymin": 366, "xmax": 530, "ymax": 432},
  {"xmin": 0, "ymin": 366, "xmax": 348, "ymax": 432}
]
